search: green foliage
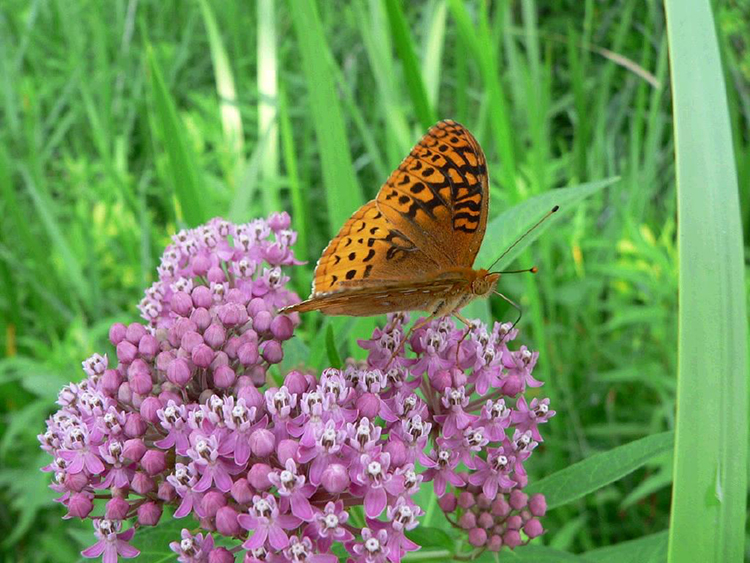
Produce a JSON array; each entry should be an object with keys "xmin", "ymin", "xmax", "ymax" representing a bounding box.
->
[{"xmin": 0, "ymin": 0, "xmax": 747, "ymax": 562}]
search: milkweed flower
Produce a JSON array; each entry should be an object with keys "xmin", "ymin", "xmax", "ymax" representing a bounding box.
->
[{"xmin": 40, "ymin": 214, "xmax": 553, "ymax": 563}]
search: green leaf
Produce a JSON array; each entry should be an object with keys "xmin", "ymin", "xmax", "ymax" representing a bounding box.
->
[
  {"xmin": 384, "ymin": 0, "xmax": 436, "ymax": 130},
  {"xmin": 581, "ymin": 531, "xmax": 668, "ymax": 563},
  {"xmin": 476, "ymin": 178, "xmax": 618, "ymax": 272},
  {"xmin": 325, "ymin": 324, "xmax": 342, "ymax": 369},
  {"xmin": 129, "ymin": 517, "xmax": 184, "ymax": 562},
  {"xmin": 146, "ymin": 44, "xmax": 207, "ymax": 227},
  {"xmin": 664, "ymin": 0, "xmax": 749, "ymax": 561},
  {"xmin": 287, "ymin": 0, "xmax": 364, "ymax": 235},
  {"xmin": 481, "ymin": 545, "xmax": 585, "ymax": 562},
  {"xmin": 526, "ymin": 431, "xmax": 674, "ymax": 510},
  {"xmin": 405, "ymin": 526, "xmax": 454, "ymax": 554}
]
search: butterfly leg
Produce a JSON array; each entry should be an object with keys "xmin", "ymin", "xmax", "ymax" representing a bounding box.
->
[
  {"xmin": 385, "ymin": 314, "xmax": 437, "ymax": 369},
  {"xmin": 452, "ymin": 312, "xmax": 475, "ymax": 364}
]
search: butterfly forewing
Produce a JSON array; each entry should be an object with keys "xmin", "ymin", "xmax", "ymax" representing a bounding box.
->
[
  {"xmin": 282, "ymin": 120, "xmax": 490, "ymax": 317},
  {"xmin": 376, "ymin": 120, "xmax": 489, "ymax": 268}
]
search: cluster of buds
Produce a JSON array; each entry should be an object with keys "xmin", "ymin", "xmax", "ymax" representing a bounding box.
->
[{"xmin": 39, "ymin": 215, "xmax": 553, "ymax": 563}]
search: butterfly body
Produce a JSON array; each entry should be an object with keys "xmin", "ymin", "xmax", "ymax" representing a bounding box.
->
[{"xmin": 281, "ymin": 120, "xmax": 496, "ymax": 320}]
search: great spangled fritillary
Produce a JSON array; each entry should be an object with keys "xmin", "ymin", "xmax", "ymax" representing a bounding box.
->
[{"xmin": 281, "ymin": 120, "xmax": 500, "ymax": 323}]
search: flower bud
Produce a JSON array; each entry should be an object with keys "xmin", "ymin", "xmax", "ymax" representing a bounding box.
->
[
  {"xmin": 384, "ymin": 439, "xmax": 406, "ymax": 468},
  {"xmin": 105, "ymin": 496, "xmax": 130, "ymax": 520},
  {"xmin": 237, "ymin": 384, "xmax": 264, "ymax": 411},
  {"xmin": 117, "ymin": 381, "xmax": 132, "ymax": 404},
  {"xmin": 458, "ymin": 491, "xmax": 476, "ymax": 509},
  {"xmin": 128, "ymin": 360, "xmax": 153, "ymax": 395},
  {"xmin": 509, "ymin": 489, "xmax": 528, "ymax": 510},
  {"xmin": 192, "ymin": 344, "xmax": 215, "ymax": 368},
  {"xmin": 159, "ymin": 390, "xmax": 182, "ymax": 405},
  {"xmin": 238, "ymin": 343, "xmax": 259, "ymax": 366},
  {"xmin": 109, "ymin": 323, "xmax": 127, "ymax": 345},
  {"xmin": 209, "ymin": 547, "xmax": 235, "ymax": 563},
  {"xmin": 167, "ymin": 357, "xmax": 192, "ymax": 386},
  {"xmin": 131, "ymin": 472, "xmax": 154, "ymax": 494},
  {"xmin": 459, "ymin": 512, "xmax": 476, "ymax": 530},
  {"xmin": 215, "ymin": 506, "xmax": 241, "ymax": 536},
  {"xmin": 213, "ymin": 365, "xmax": 236, "ymax": 388},
  {"xmin": 437, "ymin": 493, "xmax": 457, "ymax": 513},
  {"xmin": 491, "ymin": 496, "xmax": 511, "ymax": 518},
  {"xmin": 249, "ymin": 365, "xmax": 267, "ymax": 386},
  {"xmin": 224, "ymin": 336, "xmax": 241, "ymax": 359},
  {"xmin": 270, "ymin": 315, "xmax": 294, "ymax": 341},
  {"xmin": 192, "ymin": 286, "xmax": 213, "ymax": 309},
  {"xmin": 137, "ymin": 501, "xmax": 163, "ymax": 526},
  {"xmin": 124, "ymin": 413, "xmax": 147, "ymax": 437},
  {"xmin": 261, "ymin": 341, "xmax": 283, "ymax": 364},
  {"xmin": 158, "ymin": 481, "xmax": 176, "ymax": 502},
  {"xmin": 247, "ymin": 463, "xmax": 273, "ymax": 491},
  {"xmin": 171, "ymin": 291, "xmax": 193, "ymax": 317},
  {"xmin": 156, "ymin": 350, "xmax": 174, "ymax": 372},
  {"xmin": 252, "ymin": 311, "xmax": 272, "ymax": 334},
  {"xmin": 502, "ymin": 530, "xmax": 522, "ymax": 549},
  {"xmin": 430, "ymin": 370, "xmax": 452, "ymax": 393},
  {"xmin": 190, "ymin": 307, "xmax": 212, "ymax": 332},
  {"xmin": 283, "ymin": 371, "xmax": 307, "ymax": 395},
  {"xmin": 138, "ymin": 334, "xmax": 159, "ymax": 359},
  {"xmin": 204, "ymin": 324, "xmax": 227, "ymax": 349},
  {"xmin": 181, "ymin": 330, "xmax": 203, "ymax": 354},
  {"xmin": 523, "ymin": 518, "xmax": 544, "ymax": 538},
  {"xmin": 477, "ymin": 493, "xmax": 492, "ymax": 509},
  {"xmin": 202, "ymin": 491, "xmax": 227, "ymax": 518},
  {"xmin": 101, "ymin": 369, "xmax": 123, "ymax": 395},
  {"xmin": 231, "ymin": 478, "xmax": 254, "ymax": 504},
  {"xmin": 249, "ymin": 429, "xmax": 275, "ymax": 458},
  {"xmin": 276, "ymin": 439, "xmax": 298, "ymax": 465},
  {"xmin": 122, "ymin": 439, "xmax": 146, "ymax": 462},
  {"xmin": 506, "ymin": 515, "xmax": 523, "ymax": 530},
  {"xmin": 529, "ymin": 494, "xmax": 547, "ymax": 517},
  {"xmin": 477, "ymin": 511, "xmax": 494, "ymax": 529},
  {"xmin": 207, "ymin": 266, "xmax": 226, "ymax": 283},
  {"xmin": 139, "ymin": 396, "xmax": 162, "ymax": 423},
  {"xmin": 124, "ymin": 323, "xmax": 145, "ymax": 345},
  {"xmin": 191, "ymin": 254, "xmax": 211, "ymax": 276},
  {"xmin": 68, "ymin": 493, "xmax": 93, "ymax": 519},
  {"xmin": 468, "ymin": 527, "xmax": 487, "ymax": 547},
  {"xmin": 356, "ymin": 393, "xmax": 380, "ymax": 419},
  {"xmin": 487, "ymin": 534, "xmax": 503, "ymax": 552},
  {"xmin": 321, "ymin": 463, "xmax": 350, "ymax": 494},
  {"xmin": 502, "ymin": 375, "xmax": 523, "ymax": 397},
  {"xmin": 268, "ymin": 212, "xmax": 290, "ymax": 231},
  {"xmin": 247, "ymin": 298, "xmax": 268, "ymax": 318},
  {"xmin": 116, "ymin": 341, "xmax": 138, "ymax": 364},
  {"xmin": 218, "ymin": 303, "xmax": 247, "ymax": 327},
  {"xmin": 64, "ymin": 471, "xmax": 89, "ymax": 492},
  {"xmin": 141, "ymin": 450, "xmax": 167, "ymax": 475}
]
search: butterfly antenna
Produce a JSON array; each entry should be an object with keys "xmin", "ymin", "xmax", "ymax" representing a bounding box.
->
[
  {"xmin": 488, "ymin": 206, "xmax": 559, "ymax": 272},
  {"xmin": 493, "ymin": 290, "xmax": 523, "ymax": 343}
]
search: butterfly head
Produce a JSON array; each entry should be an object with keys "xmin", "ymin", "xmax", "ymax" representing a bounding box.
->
[{"xmin": 471, "ymin": 269, "xmax": 501, "ymax": 297}]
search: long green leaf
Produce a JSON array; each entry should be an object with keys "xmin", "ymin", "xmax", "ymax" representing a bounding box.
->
[
  {"xmin": 198, "ymin": 0, "xmax": 244, "ymax": 179},
  {"xmin": 476, "ymin": 178, "xmax": 618, "ymax": 271},
  {"xmin": 146, "ymin": 44, "xmax": 207, "ymax": 227},
  {"xmin": 582, "ymin": 531, "xmax": 668, "ymax": 563},
  {"xmin": 287, "ymin": 0, "xmax": 364, "ymax": 233},
  {"xmin": 384, "ymin": 0, "xmax": 436, "ymax": 130},
  {"xmin": 664, "ymin": 1, "xmax": 749, "ymax": 561},
  {"xmin": 256, "ymin": 0, "xmax": 280, "ymax": 214},
  {"xmin": 526, "ymin": 431, "xmax": 674, "ymax": 509}
]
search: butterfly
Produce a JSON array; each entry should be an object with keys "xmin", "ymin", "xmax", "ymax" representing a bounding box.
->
[{"xmin": 281, "ymin": 119, "xmax": 515, "ymax": 334}]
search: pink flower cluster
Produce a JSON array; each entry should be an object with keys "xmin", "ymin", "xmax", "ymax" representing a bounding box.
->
[{"xmin": 39, "ymin": 215, "xmax": 553, "ymax": 563}]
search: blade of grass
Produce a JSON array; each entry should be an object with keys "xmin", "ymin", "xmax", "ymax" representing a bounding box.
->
[
  {"xmin": 198, "ymin": 0, "xmax": 244, "ymax": 184},
  {"xmin": 384, "ymin": 0, "xmax": 436, "ymax": 130},
  {"xmin": 287, "ymin": 0, "xmax": 364, "ymax": 231},
  {"xmin": 256, "ymin": 0, "xmax": 280, "ymax": 214},
  {"xmin": 664, "ymin": 1, "xmax": 748, "ymax": 561},
  {"xmin": 421, "ymin": 0, "xmax": 447, "ymax": 109},
  {"xmin": 526, "ymin": 431, "xmax": 674, "ymax": 510},
  {"xmin": 145, "ymin": 43, "xmax": 207, "ymax": 227}
]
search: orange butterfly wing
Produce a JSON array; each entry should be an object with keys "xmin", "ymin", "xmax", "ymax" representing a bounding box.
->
[
  {"xmin": 376, "ymin": 120, "xmax": 489, "ymax": 268},
  {"xmin": 282, "ymin": 120, "xmax": 489, "ymax": 316}
]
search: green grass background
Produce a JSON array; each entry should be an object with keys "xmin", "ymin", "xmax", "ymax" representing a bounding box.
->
[{"xmin": 0, "ymin": 1, "xmax": 748, "ymax": 562}]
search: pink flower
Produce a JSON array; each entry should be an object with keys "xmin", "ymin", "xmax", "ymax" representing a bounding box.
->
[{"xmin": 81, "ymin": 520, "xmax": 139, "ymax": 562}]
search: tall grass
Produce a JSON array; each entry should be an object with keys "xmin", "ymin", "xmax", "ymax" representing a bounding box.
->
[{"xmin": 0, "ymin": 1, "xmax": 747, "ymax": 561}]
